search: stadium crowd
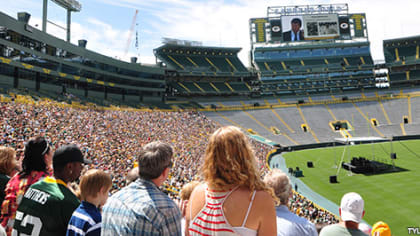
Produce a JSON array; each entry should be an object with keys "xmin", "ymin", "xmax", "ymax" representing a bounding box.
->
[
  {"xmin": 0, "ymin": 98, "xmax": 270, "ymax": 194},
  {"xmin": 0, "ymin": 96, "xmax": 346, "ymax": 235}
]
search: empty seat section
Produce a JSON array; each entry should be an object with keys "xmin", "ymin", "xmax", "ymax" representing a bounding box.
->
[
  {"xmin": 267, "ymin": 62, "xmax": 287, "ymax": 72},
  {"xmin": 410, "ymin": 70, "xmax": 420, "ymax": 80},
  {"xmin": 207, "ymin": 57, "xmax": 231, "ymax": 72},
  {"xmin": 213, "ymin": 82, "xmax": 231, "ymax": 92},
  {"xmin": 189, "ymin": 56, "xmax": 213, "ymax": 70},
  {"xmin": 360, "ymin": 56, "xmax": 374, "ymax": 66},
  {"xmin": 196, "ymin": 82, "xmax": 217, "ymax": 93},
  {"xmin": 229, "ymin": 82, "xmax": 250, "ymax": 92},
  {"xmin": 159, "ymin": 54, "xmax": 184, "ymax": 70},
  {"xmin": 345, "ymin": 56, "xmax": 363, "ymax": 66},
  {"xmin": 172, "ymin": 55, "xmax": 193, "ymax": 69},
  {"xmin": 229, "ymin": 57, "xmax": 248, "ymax": 72},
  {"xmin": 398, "ymin": 46, "xmax": 417, "ymax": 60},
  {"xmin": 170, "ymin": 82, "xmax": 189, "ymax": 93},
  {"xmin": 389, "ymin": 73, "xmax": 407, "ymax": 82},
  {"xmin": 284, "ymin": 60, "xmax": 302, "ymax": 71},
  {"xmin": 182, "ymin": 82, "xmax": 201, "ymax": 92}
]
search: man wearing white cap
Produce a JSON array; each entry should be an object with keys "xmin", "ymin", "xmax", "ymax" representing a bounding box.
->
[{"xmin": 320, "ymin": 192, "xmax": 367, "ymax": 236}]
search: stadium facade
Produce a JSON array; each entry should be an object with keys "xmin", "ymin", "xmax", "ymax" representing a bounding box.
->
[{"xmin": 0, "ymin": 3, "xmax": 419, "ymax": 109}]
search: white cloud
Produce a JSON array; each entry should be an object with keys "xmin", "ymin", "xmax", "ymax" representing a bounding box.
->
[
  {"xmin": 93, "ymin": 0, "xmax": 420, "ymax": 65},
  {"xmin": 4, "ymin": 0, "xmax": 420, "ymax": 66}
]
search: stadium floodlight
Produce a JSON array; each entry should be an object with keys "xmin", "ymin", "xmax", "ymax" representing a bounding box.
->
[
  {"xmin": 42, "ymin": 0, "xmax": 82, "ymax": 42},
  {"xmin": 51, "ymin": 0, "xmax": 82, "ymax": 12}
]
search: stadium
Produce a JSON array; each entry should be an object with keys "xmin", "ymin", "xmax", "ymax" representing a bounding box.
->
[{"xmin": 0, "ymin": 0, "xmax": 419, "ymax": 235}]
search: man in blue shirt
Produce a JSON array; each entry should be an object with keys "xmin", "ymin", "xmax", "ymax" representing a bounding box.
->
[
  {"xmin": 264, "ymin": 169, "xmax": 317, "ymax": 236},
  {"xmin": 101, "ymin": 142, "xmax": 182, "ymax": 236},
  {"xmin": 283, "ymin": 18, "xmax": 305, "ymax": 42}
]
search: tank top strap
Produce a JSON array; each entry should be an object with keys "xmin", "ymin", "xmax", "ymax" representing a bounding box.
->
[
  {"xmin": 205, "ymin": 185, "xmax": 239, "ymax": 204},
  {"xmin": 190, "ymin": 184, "xmax": 239, "ymax": 219},
  {"xmin": 241, "ymin": 190, "xmax": 257, "ymax": 227}
]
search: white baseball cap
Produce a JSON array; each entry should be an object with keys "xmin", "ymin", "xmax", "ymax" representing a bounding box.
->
[{"xmin": 340, "ymin": 192, "xmax": 364, "ymax": 223}]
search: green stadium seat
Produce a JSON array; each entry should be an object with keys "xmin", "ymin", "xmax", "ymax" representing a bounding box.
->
[
  {"xmin": 206, "ymin": 57, "xmax": 231, "ymax": 72},
  {"xmin": 389, "ymin": 73, "xmax": 407, "ymax": 81},
  {"xmin": 410, "ymin": 70, "xmax": 420, "ymax": 80},
  {"xmin": 196, "ymin": 82, "xmax": 218, "ymax": 93},
  {"xmin": 303, "ymin": 58, "xmax": 325, "ymax": 66},
  {"xmin": 229, "ymin": 57, "xmax": 248, "ymax": 72},
  {"xmin": 398, "ymin": 46, "xmax": 417, "ymax": 58},
  {"xmin": 170, "ymin": 82, "xmax": 189, "ymax": 94},
  {"xmin": 212, "ymin": 82, "xmax": 232, "ymax": 92},
  {"xmin": 228, "ymin": 82, "xmax": 251, "ymax": 92},
  {"xmin": 154, "ymin": 44, "xmax": 249, "ymax": 77},
  {"xmin": 182, "ymin": 82, "xmax": 202, "ymax": 93}
]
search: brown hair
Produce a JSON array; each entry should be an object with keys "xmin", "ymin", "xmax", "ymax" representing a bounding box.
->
[
  {"xmin": 180, "ymin": 181, "xmax": 200, "ymax": 201},
  {"xmin": 138, "ymin": 142, "xmax": 173, "ymax": 180},
  {"xmin": 0, "ymin": 146, "xmax": 17, "ymax": 176},
  {"xmin": 201, "ymin": 126, "xmax": 273, "ymax": 196},
  {"xmin": 79, "ymin": 169, "xmax": 112, "ymax": 201}
]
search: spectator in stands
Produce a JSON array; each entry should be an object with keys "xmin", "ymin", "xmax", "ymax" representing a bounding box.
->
[
  {"xmin": 179, "ymin": 181, "xmax": 200, "ymax": 236},
  {"xmin": 319, "ymin": 192, "xmax": 367, "ymax": 236},
  {"xmin": 179, "ymin": 181, "xmax": 200, "ymax": 217},
  {"xmin": 125, "ymin": 166, "xmax": 139, "ymax": 185},
  {"xmin": 101, "ymin": 142, "xmax": 182, "ymax": 235},
  {"xmin": 371, "ymin": 221, "xmax": 391, "ymax": 236},
  {"xmin": 283, "ymin": 18, "xmax": 305, "ymax": 42},
  {"xmin": 0, "ymin": 147, "xmax": 19, "ymax": 205},
  {"xmin": 67, "ymin": 169, "xmax": 112, "ymax": 236},
  {"xmin": 12, "ymin": 144, "xmax": 91, "ymax": 235},
  {"xmin": 0, "ymin": 96, "xmax": 339, "ymax": 227},
  {"xmin": 0, "ymin": 137, "xmax": 53, "ymax": 235},
  {"xmin": 264, "ymin": 169, "xmax": 317, "ymax": 236},
  {"xmin": 186, "ymin": 126, "xmax": 277, "ymax": 235}
]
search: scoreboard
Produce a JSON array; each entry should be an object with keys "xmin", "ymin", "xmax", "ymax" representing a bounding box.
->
[{"xmin": 249, "ymin": 4, "xmax": 367, "ymax": 45}]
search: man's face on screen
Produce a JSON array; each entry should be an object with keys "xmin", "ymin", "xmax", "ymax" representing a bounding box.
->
[{"xmin": 292, "ymin": 22, "xmax": 301, "ymax": 33}]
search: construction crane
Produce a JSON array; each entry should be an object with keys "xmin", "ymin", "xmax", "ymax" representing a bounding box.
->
[{"xmin": 124, "ymin": 9, "xmax": 139, "ymax": 58}]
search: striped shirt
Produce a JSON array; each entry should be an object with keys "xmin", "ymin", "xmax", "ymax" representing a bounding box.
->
[
  {"xmin": 189, "ymin": 186, "xmax": 257, "ymax": 236},
  {"xmin": 66, "ymin": 201, "xmax": 101, "ymax": 236},
  {"xmin": 101, "ymin": 178, "xmax": 182, "ymax": 236}
]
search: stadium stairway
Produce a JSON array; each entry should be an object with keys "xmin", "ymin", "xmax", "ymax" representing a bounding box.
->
[
  {"xmin": 245, "ymin": 109, "xmax": 299, "ymax": 145},
  {"xmin": 300, "ymin": 105, "xmax": 342, "ymax": 142}
]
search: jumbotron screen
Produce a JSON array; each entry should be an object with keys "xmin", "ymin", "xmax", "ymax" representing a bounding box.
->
[
  {"xmin": 269, "ymin": 14, "xmax": 357, "ymax": 42},
  {"xmin": 250, "ymin": 4, "xmax": 367, "ymax": 44}
]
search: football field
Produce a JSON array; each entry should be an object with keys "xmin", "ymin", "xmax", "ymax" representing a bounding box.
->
[{"xmin": 283, "ymin": 140, "xmax": 420, "ymax": 236}]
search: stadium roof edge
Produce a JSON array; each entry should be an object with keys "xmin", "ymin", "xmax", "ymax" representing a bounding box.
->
[
  {"xmin": 154, "ymin": 43, "xmax": 242, "ymax": 53},
  {"xmin": 383, "ymin": 35, "xmax": 420, "ymax": 45}
]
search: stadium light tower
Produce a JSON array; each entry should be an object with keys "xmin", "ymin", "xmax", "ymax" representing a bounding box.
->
[{"xmin": 42, "ymin": 0, "xmax": 82, "ymax": 42}]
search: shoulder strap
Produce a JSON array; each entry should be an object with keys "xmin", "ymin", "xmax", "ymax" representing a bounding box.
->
[
  {"xmin": 219, "ymin": 186, "xmax": 239, "ymax": 204},
  {"xmin": 241, "ymin": 190, "xmax": 257, "ymax": 227}
]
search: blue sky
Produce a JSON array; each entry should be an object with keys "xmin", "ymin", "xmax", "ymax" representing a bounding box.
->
[{"xmin": 3, "ymin": 0, "xmax": 420, "ymax": 65}]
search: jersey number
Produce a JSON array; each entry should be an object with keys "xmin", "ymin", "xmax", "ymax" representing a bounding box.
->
[{"xmin": 11, "ymin": 211, "xmax": 42, "ymax": 236}]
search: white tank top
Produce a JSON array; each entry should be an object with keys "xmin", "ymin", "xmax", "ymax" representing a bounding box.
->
[{"xmin": 189, "ymin": 185, "xmax": 257, "ymax": 236}]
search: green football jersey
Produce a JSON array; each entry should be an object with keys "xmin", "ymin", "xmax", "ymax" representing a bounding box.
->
[{"xmin": 12, "ymin": 176, "xmax": 80, "ymax": 236}]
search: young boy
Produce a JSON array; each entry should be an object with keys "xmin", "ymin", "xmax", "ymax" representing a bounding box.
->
[{"xmin": 66, "ymin": 169, "xmax": 112, "ymax": 236}]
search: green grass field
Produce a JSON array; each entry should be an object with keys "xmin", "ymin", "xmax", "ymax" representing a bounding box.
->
[{"xmin": 283, "ymin": 140, "xmax": 420, "ymax": 236}]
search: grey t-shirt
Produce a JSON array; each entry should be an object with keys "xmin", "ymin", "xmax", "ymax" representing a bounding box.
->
[{"xmin": 320, "ymin": 224, "xmax": 367, "ymax": 236}]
